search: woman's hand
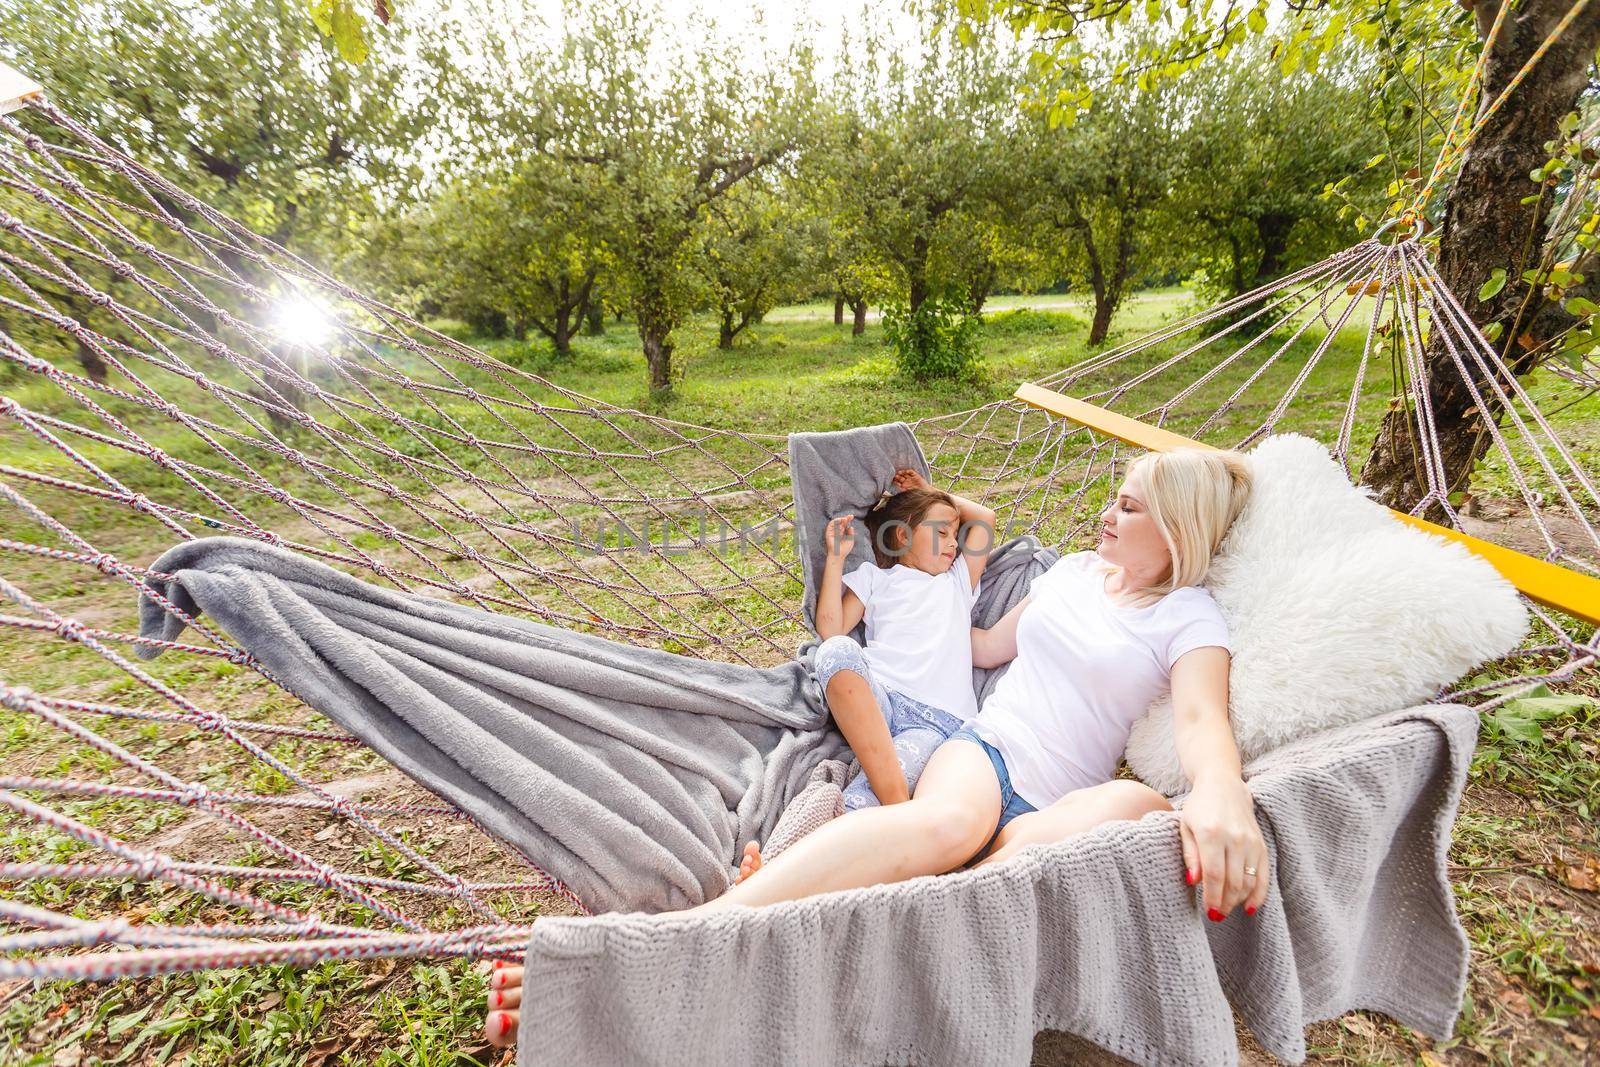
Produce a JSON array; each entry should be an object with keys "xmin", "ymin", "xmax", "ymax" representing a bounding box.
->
[
  {"xmin": 824, "ymin": 515, "xmax": 856, "ymax": 560},
  {"xmin": 891, "ymin": 468, "xmax": 930, "ymax": 493},
  {"xmin": 1168, "ymin": 646, "xmax": 1268, "ymax": 920},
  {"xmin": 1178, "ymin": 770, "xmax": 1269, "ymax": 919}
]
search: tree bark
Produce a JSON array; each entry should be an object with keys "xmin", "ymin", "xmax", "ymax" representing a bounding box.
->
[
  {"xmin": 635, "ymin": 290, "xmax": 677, "ymax": 393},
  {"xmin": 833, "ymin": 293, "xmax": 845, "ymax": 325},
  {"xmin": 850, "ymin": 298, "xmax": 868, "ymax": 335},
  {"xmin": 719, "ymin": 309, "xmax": 737, "ymax": 349},
  {"xmin": 584, "ymin": 300, "xmax": 606, "ymax": 336},
  {"xmin": 908, "ymin": 234, "xmax": 931, "ymax": 314},
  {"xmin": 970, "ymin": 261, "xmax": 998, "ymax": 316},
  {"xmin": 1361, "ymin": 0, "xmax": 1600, "ymax": 512},
  {"xmin": 1251, "ymin": 211, "xmax": 1297, "ymax": 288}
]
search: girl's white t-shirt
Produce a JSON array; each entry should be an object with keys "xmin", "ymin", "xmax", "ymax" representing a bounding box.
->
[
  {"xmin": 967, "ymin": 550, "xmax": 1230, "ymax": 807},
  {"xmin": 840, "ymin": 553, "xmax": 981, "ymax": 720}
]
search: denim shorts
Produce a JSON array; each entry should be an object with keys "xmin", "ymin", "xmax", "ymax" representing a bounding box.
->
[
  {"xmin": 813, "ymin": 635, "xmax": 965, "ymax": 811},
  {"xmin": 949, "ymin": 727, "xmax": 1037, "ymax": 855}
]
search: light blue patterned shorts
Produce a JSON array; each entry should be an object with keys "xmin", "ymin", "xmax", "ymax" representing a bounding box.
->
[{"xmin": 813, "ymin": 634, "xmax": 966, "ymax": 810}]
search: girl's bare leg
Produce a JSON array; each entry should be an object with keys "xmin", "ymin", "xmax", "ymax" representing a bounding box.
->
[{"xmin": 973, "ymin": 779, "xmax": 1171, "ymax": 868}]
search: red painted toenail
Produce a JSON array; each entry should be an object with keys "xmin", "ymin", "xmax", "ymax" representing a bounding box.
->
[
  {"xmin": 494, "ymin": 990, "xmax": 502, "ymax": 1007},
  {"xmin": 1184, "ymin": 868, "xmax": 1196, "ymax": 886},
  {"xmin": 1207, "ymin": 908, "xmax": 1225, "ymax": 922},
  {"xmin": 1246, "ymin": 905, "xmax": 1257, "ymax": 917},
  {"xmin": 498, "ymin": 1012, "xmax": 511, "ymax": 1036}
]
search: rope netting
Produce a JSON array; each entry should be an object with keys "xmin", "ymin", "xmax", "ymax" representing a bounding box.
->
[{"xmin": 0, "ymin": 90, "xmax": 1595, "ymax": 981}]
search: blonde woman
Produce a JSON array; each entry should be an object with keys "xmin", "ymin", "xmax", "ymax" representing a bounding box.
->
[{"xmin": 484, "ymin": 448, "xmax": 1266, "ymax": 1047}]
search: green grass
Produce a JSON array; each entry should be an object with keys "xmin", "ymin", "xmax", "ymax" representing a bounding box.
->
[{"xmin": 2, "ymin": 287, "xmax": 1598, "ymax": 1066}]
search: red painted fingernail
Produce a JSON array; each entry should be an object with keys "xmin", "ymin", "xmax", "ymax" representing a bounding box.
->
[
  {"xmin": 498, "ymin": 1012, "xmax": 511, "ymax": 1036},
  {"xmin": 1184, "ymin": 868, "xmax": 1196, "ymax": 886},
  {"xmin": 1207, "ymin": 907, "xmax": 1225, "ymax": 922},
  {"xmin": 1246, "ymin": 905, "xmax": 1257, "ymax": 917}
]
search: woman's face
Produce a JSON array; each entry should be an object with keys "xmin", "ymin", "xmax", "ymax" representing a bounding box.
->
[
  {"xmin": 898, "ymin": 503, "xmax": 961, "ymax": 574},
  {"xmin": 1097, "ymin": 476, "xmax": 1172, "ymax": 579}
]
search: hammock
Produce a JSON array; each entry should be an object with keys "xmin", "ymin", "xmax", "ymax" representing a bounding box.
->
[{"xmin": 0, "ymin": 64, "xmax": 1596, "ymax": 1062}]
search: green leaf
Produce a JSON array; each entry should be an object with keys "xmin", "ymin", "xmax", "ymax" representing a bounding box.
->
[
  {"xmin": 1478, "ymin": 269, "xmax": 1506, "ymax": 301},
  {"xmin": 1488, "ymin": 706, "xmax": 1545, "ymax": 745},
  {"xmin": 1247, "ymin": 8, "xmax": 1267, "ymax": 33},
  {"xmin": 1562, "ymin": 296, "xmax": 1599, "ymax": 316},
  {"xmin": 1364, "ymin": 152, "xmax": 1387, "ymax": 170},
  {"xmin": 1503, "ymin": 694, "xmax": 1597, "ymax": 718}
]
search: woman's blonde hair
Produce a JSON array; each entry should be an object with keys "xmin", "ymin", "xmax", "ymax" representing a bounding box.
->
[{"xmin": 1098, "ymin": 448, "xmax": 1253, "ymax": 607}]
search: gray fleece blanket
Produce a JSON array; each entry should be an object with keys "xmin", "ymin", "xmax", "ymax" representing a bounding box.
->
[{"xmin": 133, "ymin": 420, "xmax": 1477, "ymax": 1066}]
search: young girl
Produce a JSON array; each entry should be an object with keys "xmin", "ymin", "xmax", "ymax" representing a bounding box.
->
[{"xmin": 730, "ymin": 469, "xmax": 995, "ymax": 879}]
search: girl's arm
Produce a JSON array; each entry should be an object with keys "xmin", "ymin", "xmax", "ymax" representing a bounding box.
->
[
  {"xmin": 892, "ymin": 469, "xmax": 997, "ymax": 591},
  {"xmin": 971, "ymin": 595, "xmax": 1029, "ymax": 669},
  {"xmin": 816, "ymin": 515, "xmax": 867, "ymax": 640},
  {"xmin": 1169, "ymin": 646, "xmax": 1269, "ymax": 919}
]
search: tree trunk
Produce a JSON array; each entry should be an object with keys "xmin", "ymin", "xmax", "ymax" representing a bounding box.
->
[
  {"xmin": 1251, "ymin": 211, "xmax": 1297, "ymax": 288},
  {"xmin": 1361, "ymin": 0, "xmax": 1600, "ymax": 512},
  {"xmin": 57, "ymin": 288, "xmax": 109, "ymax": 381},
  {"xmin": 635, "ymin": 291, "xmax": 676, "ymax": 393},
  {"xmin": 851, "ymin": 298, "xmax": 868, "ymax": 336},
  {"xmin": 833, "ymin": 293, "xmax": 845, "ymax": 325},
  {"xmin": 584, "ymin": 301, "xmax": 606, "ymax": 336},
  {"xmin": 908, "ymin": 234, "xmax": 931, "ymax": 314},
  {"xmin": 967, "ymin": 260, "xmax": 997, "ymax": 316},
  {"xmin": 1088, "ymin": 293, "xmax": 1115, "ymax": 346},
  {"xmin": 718, "ymin": 309, "xmax": 737, "ymax": 349},
  {"xmin": 552, "ymin": 305, "xmax": 572, "ymax": 356}
]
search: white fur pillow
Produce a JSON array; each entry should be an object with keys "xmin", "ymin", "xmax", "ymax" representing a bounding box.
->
[{"xmin": 1124, "ymin": 433, "xmax": 1528, "ymax": 795}]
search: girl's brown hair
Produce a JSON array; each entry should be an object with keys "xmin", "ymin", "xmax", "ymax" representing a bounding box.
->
[{"xmin": 863, "ymin": 487, "xmax": 958, "ymax": 568}]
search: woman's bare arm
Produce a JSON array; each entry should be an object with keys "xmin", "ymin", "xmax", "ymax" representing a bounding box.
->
[
  {"xmin": 971, "ymin": 595, "xmax": 1029, "ymax": 669},
  {"xmin": 1169, "ymin": 647, "xmax": 1269, "ymax": 918}
]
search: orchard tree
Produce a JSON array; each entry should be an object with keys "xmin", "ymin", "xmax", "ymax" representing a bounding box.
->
[
  {"xmin": 1022, "ymin": 61, "xmax": 1182, "ymax": 344},
  {"xmin": 0, "ymin": 0, "xmax": 444, "ymax": 386},
  {"xmin": 958, "ymin": 0, "xmax": 1600, "ymax": 510},
  {"xmin": 457, "ymin": 0, "xmax": 816, "ymax": 393},
  {"xmin": 821, "ymin": 26, "xmax": 1024, "ymax": 317},
  {"xmin": 0, "ymin": 0, "xmax": 437, "ymax": 256},
  {"xmin": 695, "ymin": 180, "xmax": 821, "ymax": 349},
  {"xmin": 1166, "ymin": 47, "xmax": 1383, "ymax": 299}
]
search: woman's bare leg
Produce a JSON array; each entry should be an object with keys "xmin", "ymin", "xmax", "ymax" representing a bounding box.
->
[
  {"xmin": 973, "ymin": 779, "xmax": 1171, "ymax": 868},
  {"xmin": 687, "ymin": 739, "xmax": 1002, "ymax": 913},
  {"xmin": 484, "ymin": 740, "xmax": 1004, "ymax": 1048}
]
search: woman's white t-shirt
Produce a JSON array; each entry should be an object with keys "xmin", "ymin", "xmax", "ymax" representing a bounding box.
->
[
  {"xmin": 841, "ymin": 553, "xmax": 981, "ymax": 720},
  {"xmin": 966, "ymin": 551, "xmax": 1230, "ymax": 807}
]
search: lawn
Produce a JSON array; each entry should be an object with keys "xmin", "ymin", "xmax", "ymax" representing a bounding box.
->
[{"xmin": 1, "ymin": 286, "xmax": 1597, "ymax": 1066}]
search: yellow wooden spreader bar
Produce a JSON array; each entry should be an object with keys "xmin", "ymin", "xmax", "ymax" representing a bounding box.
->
[
  {"xmin": 1015, "ymin": 381, "xmax": 1600, "ymax": 627},
  {"xmin": 0, "ymin": 64, "xmax": 44, "ymax": 116}
]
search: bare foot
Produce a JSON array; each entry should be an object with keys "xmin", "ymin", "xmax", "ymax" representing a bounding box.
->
[
  {"xmin": 484, "ymin": 960, "xmax": 522, "ymax": 1048},
  {"xmin": 734, "ymin": 840, "xmax": 763, "ymax": 884}
]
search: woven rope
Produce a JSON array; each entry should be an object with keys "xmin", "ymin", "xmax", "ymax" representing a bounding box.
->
[{"xmin": 0, "ymin": 92, "xmax": 1594, "ymax": 982}]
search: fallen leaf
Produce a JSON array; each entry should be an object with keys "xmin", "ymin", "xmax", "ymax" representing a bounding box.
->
[
  {"xmin": 1555, "ymin": 854, "xmax": 1600, "ymax": 892},
  {"xmin": 1419, "ymin": 1050, "xmax": 1448, "ymax": 1067},
  {"xmin": 305, "ymin": 1038, "xmax": 342, "ymax": 1067},
  {"xmin": 1495, "ymin": 986, "xmax": 1531, "ymax": 1015},
  {"xmin": 1341, "ymin": 1013, "xmax": 1379, "ymax": 1038}
]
